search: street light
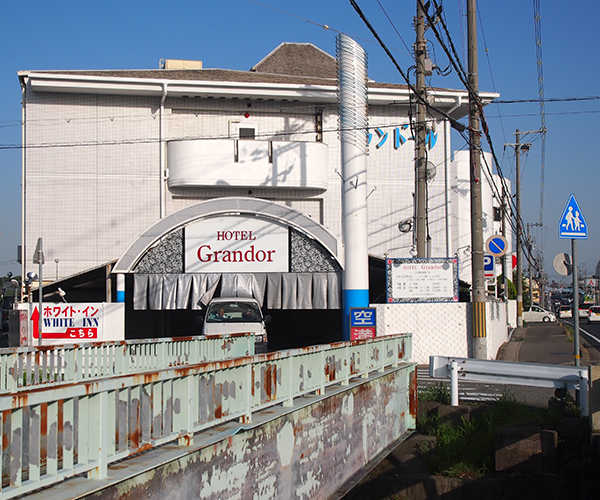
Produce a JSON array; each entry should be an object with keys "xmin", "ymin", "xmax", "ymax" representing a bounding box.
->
[{"xmin": 25, "ymin": 272, "xmax": 38, "ymax": 303}]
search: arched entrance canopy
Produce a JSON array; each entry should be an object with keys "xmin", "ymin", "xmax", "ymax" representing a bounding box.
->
[
  {"xmin": 113, "ymin": 197, "xmax": 341, "ymax": 274},
  {"xmin": 113, "ymin": 198, "xmax": 343, "ymax": 311}
]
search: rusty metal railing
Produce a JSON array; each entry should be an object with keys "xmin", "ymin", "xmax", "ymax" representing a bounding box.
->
[
  {"xmin": 0, "ymin": 334, "xmax": 412, "ymax": 499},
  {"xmin": 0, "ymin": 334, "xmax": 254, "ymax": 393}
]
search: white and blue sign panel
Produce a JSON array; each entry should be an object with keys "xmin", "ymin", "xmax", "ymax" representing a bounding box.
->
[
  {"xmin": 559, "ymin": 194, "xmax": 588, "ymax": 239},
  {"xmin": 349, "ymin": 307, "xmax": 376, "ymax": 340},
  {"xmin": 484, "ymin": 255, "xmax": 495, "ymax": 279},
  {"xmin": 350, "ymin": 308, "xmax": 376, "ymax": 327}
]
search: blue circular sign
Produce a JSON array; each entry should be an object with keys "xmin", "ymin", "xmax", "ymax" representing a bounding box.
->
[{"xmin": 485, "ymin": 235, "xmax": 508, "ymax": 257}]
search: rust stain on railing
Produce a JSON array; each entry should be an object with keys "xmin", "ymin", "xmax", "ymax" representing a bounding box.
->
[
  {"xmin": 263, "ymin": 364, "xmax": 277, "ymax": 401},
  {"xmin": 12, "ymin": 395, "xmax": 28, "ymax": 410},
  {"xmin": 409, "ymin": 369, "xmax": 418, "ymax": 418}
]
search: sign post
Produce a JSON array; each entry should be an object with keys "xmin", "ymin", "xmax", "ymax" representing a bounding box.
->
[
  {"xmin": 558, "ymin": 194, "xmax": 588, "ymax": 366},
  {"xmin": 33, "ymin": 238, "xmax": 44, "ymax": 346}
]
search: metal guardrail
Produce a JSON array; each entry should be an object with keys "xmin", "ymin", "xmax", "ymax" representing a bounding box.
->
[
  {"xmin": 429, "ymin": 355, "xmax": 589, "ymax": 416},
  {"xmin": 0, "ymin": 334, "xmax": 412, "ymax": 499},
  {"xmin": 0, "ymin": 334, "xmax": 254, "ymax": 393}
]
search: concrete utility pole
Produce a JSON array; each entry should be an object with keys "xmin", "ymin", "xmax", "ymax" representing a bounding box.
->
[
  {"xmin": 414, "ymin": 0, "xmax": 428, "ymax": 257},
  {"xmin": 527, "ymin": 222, "xmax": 542, "ymax": 307},
  {"xmin": 501, "ymin": 194, "xmax": 509, "ymax": 301},
  {"xmin": 467, "ymin": 0, "xmax": 486, "ymax": 358},
  {"xmin": 505, "ymin": 129, "xmax": 534, "ymax": 327},
  {"xmin": 515, "ymin": 131, "xmax": 523, "ymax": 326}
]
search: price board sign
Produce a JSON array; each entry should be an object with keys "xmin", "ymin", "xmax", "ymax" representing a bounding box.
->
[{"xmin": 386, "ymin": 258, "xmax": 459, "ymax": 303}]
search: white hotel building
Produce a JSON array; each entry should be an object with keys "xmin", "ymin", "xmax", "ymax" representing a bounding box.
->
[{"xmin": 18, "ymin": 42, "xmax": 507, "ymax": 345}]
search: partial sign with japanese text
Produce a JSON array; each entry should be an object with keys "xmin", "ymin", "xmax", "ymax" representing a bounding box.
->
[
  {"xmin": 387, "ymin": 258, "xmax": 458, "ymax": 303},
  {"xmin": 21, "ymin": 302, "xmax": 125, "ymax": 346},
  {"xmin": 350, "ymin": 307, "xmax": 376, "ymax": 340}
]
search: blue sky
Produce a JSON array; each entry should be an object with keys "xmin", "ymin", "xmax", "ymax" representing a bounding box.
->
[{"xmin": 1, "ymin": 0, "xmax": 599, "ymax": 285}]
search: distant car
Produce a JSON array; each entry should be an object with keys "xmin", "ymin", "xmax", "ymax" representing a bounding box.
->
[
  {"xmin": 201, "ymin": 297, "xmax": 270, "ymax": 353},
  {"xmin": 559, "ymin": 305, "xmax": 572, "ymax": 319},
  {"xmin": 523, "ymin": 305, "xmax": 556, "ymax": 323},
  {"xmin": 578, "ymin": 303, "xmax": 595, "ymax": 318},
  {"xmin": 588, "ymin": 306, "xmax": 600, "ymax": 323}
]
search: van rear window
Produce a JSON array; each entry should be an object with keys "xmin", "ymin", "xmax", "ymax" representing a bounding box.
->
[{"xmin": 206, "ymin": 302, "xmax": 262, "ymax": 323}]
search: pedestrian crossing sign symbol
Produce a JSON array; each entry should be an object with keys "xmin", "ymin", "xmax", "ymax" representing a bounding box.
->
[{"xmin": 558, "ymin": 194, "xmax": 588, "ymax": 239}]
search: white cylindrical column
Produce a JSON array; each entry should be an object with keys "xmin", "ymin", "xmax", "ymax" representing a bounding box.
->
[
  {"xmin": 337, "ymin": 34, "xmax": 369, "ymax": 340},
  {"xmin": 116, "ymin": 274, "xmax": 125, "ymax": 303},
  {"xmin": 450, "ymin": 361, "xmax": 459, "ymax": 406}
]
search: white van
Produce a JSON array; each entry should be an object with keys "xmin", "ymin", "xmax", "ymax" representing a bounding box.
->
[{"xmin": 201, "ymin": 297, "xmax": 270, "ymax": 353}]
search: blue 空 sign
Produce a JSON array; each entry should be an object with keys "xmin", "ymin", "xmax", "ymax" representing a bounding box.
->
[{"xmin": 349, "ymin": 308, "xmax": 376, "ymax": 327}]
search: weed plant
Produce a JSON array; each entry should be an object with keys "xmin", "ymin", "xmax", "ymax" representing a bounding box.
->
[
  {"xmin": 418, "ymin": 395, "xmax": 575, "ymax": 479},
  {"xmin": 563, "ymin": 324, "xmax": 574, "ymax": 342},
  {"xmin": 418, "ymin": 382, "xmax": 451, "ymax": 405}
]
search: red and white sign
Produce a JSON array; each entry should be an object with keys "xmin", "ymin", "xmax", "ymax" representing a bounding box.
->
[
  {"xmin": 20, "ymin": 302, "xmax": 125, "ymax": 346},
  {"xmin": 185, "ymin": 216, "xmax": 289, "ymax": 273},
  {"xmin": 32, "ymin": 304, "xmax": 100, "ymax": 340},
  {"xmin": 351, "ymin": 327, "xmax": 376, "ymax": 340}
]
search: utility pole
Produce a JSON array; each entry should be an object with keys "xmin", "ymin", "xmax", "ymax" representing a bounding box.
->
[
  {"xmin": 467, "ymin": 0, "xmax": 486, "ymax": 358},
  {"xmin": 501, "ymin": 194, "xmax": 509, "ymax": 301},
  {"xmin": 527, "ymin": 222, "xmax": 542, "ymax": 307},
  {"xmin": 515, "ymin": 131, "xmax": 523, "ymax": 326},
  {"xmin": 505, "ymin": 130, "xmax": 535, "ymax": 327},
  {"xmin": 415, "ymin": 0, "xmax": 428, "ymax": 257}
]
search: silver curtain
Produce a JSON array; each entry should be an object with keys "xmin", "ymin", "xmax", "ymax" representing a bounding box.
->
[{"xmin": 133, "ymin": 272, "xmax": 341, "ymax": 310}]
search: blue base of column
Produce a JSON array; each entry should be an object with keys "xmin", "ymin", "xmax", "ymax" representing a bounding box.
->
[
  {"xmin": 116, "ymin": 291, "xmax": 125, "ymax": 303},
  {"xmin": 342, "ymin": 289, "xmax": 369, "ymax": 341}
]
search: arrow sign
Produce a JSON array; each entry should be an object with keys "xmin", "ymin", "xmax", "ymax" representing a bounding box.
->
[
  {"xmin": 559, "ymin": 194, "xmax": 588, "ymax": 239},
  {"xmin": 31, "ymin": 306, "xmax": 40, "ymax": 342}
]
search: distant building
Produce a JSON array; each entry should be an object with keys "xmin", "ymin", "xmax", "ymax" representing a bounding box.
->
[{"xmin": 18, "ymin": 42, "xmax": 503, "ymax": 342}]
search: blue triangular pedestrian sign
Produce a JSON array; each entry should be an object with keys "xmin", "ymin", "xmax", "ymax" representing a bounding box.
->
[{"xmin": 558, "ymin": 194, "xmax": 588, "ymax": 239}]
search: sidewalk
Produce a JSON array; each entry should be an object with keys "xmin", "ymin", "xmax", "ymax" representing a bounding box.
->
[{"xmin": 496, "ymin": 322, "xmax": 590, "ymax": 366}]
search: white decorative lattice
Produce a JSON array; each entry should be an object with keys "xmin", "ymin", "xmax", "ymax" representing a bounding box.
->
[{"xmin": 375, "ymin": 301, "xmax": 509, "ymax": 364}]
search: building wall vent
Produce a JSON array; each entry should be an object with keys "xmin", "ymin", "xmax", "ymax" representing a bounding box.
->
[{"xmin": 161, "ymin": 59, "xmax": 203, "ymax": 70}]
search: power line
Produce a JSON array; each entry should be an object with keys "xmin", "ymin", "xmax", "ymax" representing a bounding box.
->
[
  {"xmin": 248, "ymin": 0, "xmax": 413, "ymax": 57},
  {"xmin": 477, "ymin": 3, "xmax": 507, "ymax": 145},
  {"xmin": 494, "ymin": 96, "xmax": 599, "ymax": 104},
  {"xmin": 0, "ymin": 117, "xmax": 442, "ymax": 150},
  {"xmin": 485, "ymin": 109, "xmax": 600, "ymax": 118},
  {"xmin": 347, "ymin": 0, "xmax": 469, "ymax": 138},
  {"xmin": 375, "ymin": 0, "xmax": 412, "ymax": 55},
  {"xmin": 417, "ymin": 0, "xmax": 519, "ymax": 230},
  {"xmin": 533, "ymin": 0, "xmax": 546, "ymax": 228}
]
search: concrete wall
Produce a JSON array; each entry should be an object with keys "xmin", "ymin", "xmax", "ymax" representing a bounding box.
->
[
  {"xmin": 486, "ymin": 300, "xmax": 510, "ymax": 360},
  {"xmin": 507, "ymin": 299, "xmax": 517, "ymax": 328},
  {"xmin": 376, "ymin": 302, "xmax": 510, "ymax": 363}
]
